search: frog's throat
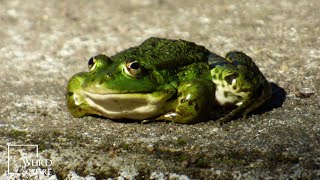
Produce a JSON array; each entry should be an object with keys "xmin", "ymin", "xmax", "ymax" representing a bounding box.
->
[{"xmin": 79, "ymin": 90, "xmax": 174, "ymax": 120}]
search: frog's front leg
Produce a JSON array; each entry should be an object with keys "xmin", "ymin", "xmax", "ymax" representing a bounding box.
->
[{"xmin": 156, "ymin": 79, "xmax": 214, "ymax": 124}]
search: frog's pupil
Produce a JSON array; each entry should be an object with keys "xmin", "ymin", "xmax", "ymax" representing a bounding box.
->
[
  {"xmin": 130, "ymin": 62, "xmax": 140, "ymax": 70},
  {"xmin": 88, "ymin": 57, "xmax": 94, "ymax": 66}
]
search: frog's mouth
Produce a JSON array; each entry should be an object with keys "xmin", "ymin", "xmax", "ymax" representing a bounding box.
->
[{"xmin": 79, "ymin": 90, "xmax": 175, "ymax": 120}]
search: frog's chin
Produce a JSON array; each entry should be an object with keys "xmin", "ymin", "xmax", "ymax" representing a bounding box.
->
[{"xmin": 80, "ymin": 90, "xmax": 173, "ymax": 120}]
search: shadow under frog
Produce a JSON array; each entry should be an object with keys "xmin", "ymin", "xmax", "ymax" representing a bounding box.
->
[{"xmin": 249, "ymin": 82, "xmax": 286, "ymax": 116}]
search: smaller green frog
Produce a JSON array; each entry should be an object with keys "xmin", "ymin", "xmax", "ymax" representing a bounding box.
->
[
  {"xmin": 67, "ymin": 37, "xmax": 271, "ymax": 124},
  {"xmin": 209, "ymin": 51, "xmax": 272, "ymax": 123}
]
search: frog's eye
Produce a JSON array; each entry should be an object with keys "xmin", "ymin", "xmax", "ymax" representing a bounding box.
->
[
  {"xmin": 88, "ymin": 57, "xmax": 96, "ymax": 71},
  {"xmin": 124, "ymin": 60, "xmax": 141, "ymax": 77}
]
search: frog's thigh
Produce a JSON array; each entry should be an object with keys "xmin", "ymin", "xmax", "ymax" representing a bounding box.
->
[
  {"xmin": 217, "ymin": 81, "xmax": 272, "ymax": 125},
  {"xmin": 160, "ymin": 79, "xmax": 213, "ymax": 124}
]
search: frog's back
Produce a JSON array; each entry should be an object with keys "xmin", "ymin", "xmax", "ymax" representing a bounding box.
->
[{"xmin": 111, "ymin": 37, "xmax": 211, "ymax": 70}]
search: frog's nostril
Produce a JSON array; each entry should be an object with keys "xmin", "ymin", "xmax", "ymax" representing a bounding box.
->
[{"xmin": 105, "ymin": 74, "xmax": 115, "ymax": 80}]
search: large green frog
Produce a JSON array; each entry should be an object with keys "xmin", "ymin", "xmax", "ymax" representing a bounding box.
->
[{"xmin": 67, "ymin": 37, "xmax": 271, "ymax": 124}]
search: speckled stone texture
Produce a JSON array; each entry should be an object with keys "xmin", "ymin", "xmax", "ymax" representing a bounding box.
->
[{"xmin": 0, "ymin": 0, "xmax": 319, "ymax": 179}]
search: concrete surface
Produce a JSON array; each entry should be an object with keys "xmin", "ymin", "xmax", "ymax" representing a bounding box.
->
[{"xmin": 0, "ymin": 0, "xmax": 319, "ymax": 179}]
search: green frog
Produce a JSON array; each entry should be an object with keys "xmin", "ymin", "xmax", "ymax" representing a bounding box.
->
[{"xmin": 67, "ymin": 37, "xmax": 271, "ymax": 124}]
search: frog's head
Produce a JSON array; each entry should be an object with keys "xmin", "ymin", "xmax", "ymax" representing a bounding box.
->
[
  {"xmin": 82, "ymin": 54, "xmax": 159, "ymax": 94},
  {"xmin": 66, "ymin": 54, "xmax": 176, "ymax": 120}
]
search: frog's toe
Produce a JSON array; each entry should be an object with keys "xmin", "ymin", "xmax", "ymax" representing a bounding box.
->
[{"xmin": 216, "ymin": 113, "xmax": 239, "ymax": 125}]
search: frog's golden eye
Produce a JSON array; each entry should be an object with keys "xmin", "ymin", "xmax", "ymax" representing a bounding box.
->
[
  {"xmin": 88, "ymin": 57, "xmax": 96, "ymax": 71},
  {"xmin": 124, "ymin": 60, "xmax": 141, "ymax": 77}
]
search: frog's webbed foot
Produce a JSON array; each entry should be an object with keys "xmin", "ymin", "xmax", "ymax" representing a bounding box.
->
[
  {"xmin": 142, "ymin": 113, "xmax": 179, "ymax": 124},
  {"xmin": 216, "ymin": 105, "xmax": 248, "ymax": 125},
  {"xmin": 155, "ymin": 112, "xmax": 182, "ymax": 123},
  {"xmin": 141, "ymin": 119, "xmax": 153, "ymax": 124}
]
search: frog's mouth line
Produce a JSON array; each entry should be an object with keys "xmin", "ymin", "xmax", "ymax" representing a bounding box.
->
[{"xmin": 81, "ymin": 91, "xmax": 174, "ymax": 120}]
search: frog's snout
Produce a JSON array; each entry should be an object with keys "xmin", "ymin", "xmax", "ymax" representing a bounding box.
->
[{"xmin": 104, "ymin": 74, "xmax": 115, "ymax": 81}]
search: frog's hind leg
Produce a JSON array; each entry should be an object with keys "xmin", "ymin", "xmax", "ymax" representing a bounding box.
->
[
  {"xmin": 215, "ymin": 99, "xmax": 255, "ymax": 125},
  {"xmin": 217, "ymin": 81, "xmax": 272, "ymax": 125}
]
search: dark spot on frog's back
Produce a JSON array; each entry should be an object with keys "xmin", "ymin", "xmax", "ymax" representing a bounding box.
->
[
  {"xmin": 195, "ymin": 103, "xmax": 200, "ymax": 111},
  {"xmin": 225, "ymin": 72, "xmax": 239, "ymax": 85},
  {"xmin": 180, "ymin": 98, "xmax": 187, "ymax": 103},
  {"xmin": 218, "ymin": 73, "xmax": 223, "ymax": 80},
  {"xmin": 212, "ymin": 74, "xmax": 217, "ymax": 80},
  {"xmin": 98, "ymin": 80, "xmax": 103, "ymax": 85},
  {"xmin": 232, "ymin": 85, "xmax": 237, "ymax": 90},
  {"xmin": 224, "ymin": 91, "xmax": 229, "ymax": 98},
  {"xmin": 67, "ymin": 92, "xmax": 74, "ymax": 96}
]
